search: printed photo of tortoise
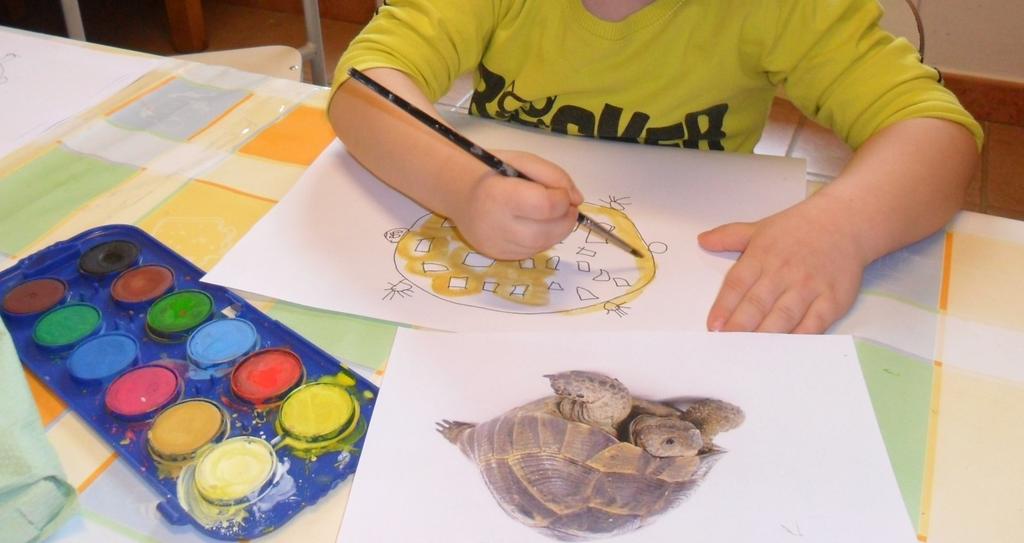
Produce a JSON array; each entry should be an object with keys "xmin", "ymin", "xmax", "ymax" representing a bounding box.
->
[{"xmin": 437, "ymin": 371, "xmax": 744, "ymax": 541}]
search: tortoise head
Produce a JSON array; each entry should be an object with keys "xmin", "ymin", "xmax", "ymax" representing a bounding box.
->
[{"xmin": 629, "ymin": 415, "xmax": 703, "ymax": 458}]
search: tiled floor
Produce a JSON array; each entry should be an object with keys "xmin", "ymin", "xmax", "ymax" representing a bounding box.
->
[{"xmin": 5, "ymin": 0, "xmax": 1022, "ymax": 220}]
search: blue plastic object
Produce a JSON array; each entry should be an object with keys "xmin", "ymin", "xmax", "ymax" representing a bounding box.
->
[
  {"xmin": 0, "ymin": 225, "xmax": 378, "ymax": 540},
  {"xmin": 66, "ymin": 332, "xmax": 139, "ymax": 384},
  {"xmin": 187, "ymin": 318, "xmax": 259, "ymax": 375}
]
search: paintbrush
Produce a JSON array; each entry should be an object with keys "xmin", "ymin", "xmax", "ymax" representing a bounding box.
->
[{"xmin": 347, "ymin": 67, "xmax": 645, "ymax": 259}]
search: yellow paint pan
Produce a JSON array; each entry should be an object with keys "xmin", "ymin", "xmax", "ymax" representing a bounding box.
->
[
  {"xmin": 277, "ymin": 382, "xmax": 359, "ymax": 447},
  {"xmin": 192, "ymin": 436, "xmax": 278, "ymax": 507}
]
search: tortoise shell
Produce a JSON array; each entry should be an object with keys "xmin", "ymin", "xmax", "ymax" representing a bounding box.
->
[{"xmin": 454, "ymin": 399, "xmax": 723, "ymax": 541}]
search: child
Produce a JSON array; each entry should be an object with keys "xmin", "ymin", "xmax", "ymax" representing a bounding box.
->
[{"xmin": 328, "ymin": 0, "xmax": 982, "ymax": 333}]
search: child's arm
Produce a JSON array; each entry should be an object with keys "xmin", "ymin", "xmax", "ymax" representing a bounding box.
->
[
  {"xmin": 698, "ymin": 116, "xmax": 978, "ymax": 333},
  {"xmin": 329, "ymin": 67, "xmax": 583, "ymax": 259}
]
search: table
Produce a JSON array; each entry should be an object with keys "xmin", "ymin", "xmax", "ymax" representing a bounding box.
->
[{"xmin": 1, "ymin": 32, "xmax": 1022, "ymax": 543}]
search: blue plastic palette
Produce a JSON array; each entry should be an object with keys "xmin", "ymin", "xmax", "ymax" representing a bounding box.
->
[{"xmin": 0, "ymin": 225, "xmax": 378, "ymax": 540}]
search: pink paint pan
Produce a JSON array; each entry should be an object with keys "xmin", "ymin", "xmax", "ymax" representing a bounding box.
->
[{"xmin": 105, "ymin": 364, "xmax": 183, "ymax": 421}]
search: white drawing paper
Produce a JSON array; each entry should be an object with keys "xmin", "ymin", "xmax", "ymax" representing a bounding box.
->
[
  {"xmin": 337, "ymin": 329, "xmax": 916, "ymax": 543},
  {"xmin": 0, "ymin": 27, "xmax": 164, "ymax": 160},
  {"xmin": 204, "ymin": 112, "xmax": 806, "ymax": 332}
]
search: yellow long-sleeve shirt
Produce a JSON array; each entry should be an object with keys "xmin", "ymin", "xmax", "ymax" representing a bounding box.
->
[{"xmin": 334, "ymin": 0, "xmax": 982, "ymax": 153}]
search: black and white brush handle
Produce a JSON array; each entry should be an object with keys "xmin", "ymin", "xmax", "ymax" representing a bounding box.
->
[{"xmin": 347, "ymin": 68, "xmax": 645, "ymax": 259}]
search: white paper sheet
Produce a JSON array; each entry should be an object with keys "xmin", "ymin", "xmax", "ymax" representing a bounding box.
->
[
  {"xmin": 0, "ymin": 27, "xmax": 164, "ymax": 160},
  {"xmin": 338, "ymin": 330, "xmax": 915, "ymax": 543},
  {"xmin": 204, "ymin": 113, "xmax": 806, "ymax": 332}
]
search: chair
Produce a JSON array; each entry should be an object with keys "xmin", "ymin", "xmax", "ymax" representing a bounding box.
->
[
  {"xmin": 175, "ymin": 45, "xmax": 304, "ymax": 82},
  {"xmin": 58, "ymin": 0, "xmax": 328, "ymax": 85}
]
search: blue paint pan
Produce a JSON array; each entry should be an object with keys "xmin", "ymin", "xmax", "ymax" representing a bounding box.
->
[
  {"xmin": 67, "ymin": 332, "xmax": 140, "ymax": 385},
  {"xmin": 187, "ymin": 318, "xmax": 259, "ymax": 377}
]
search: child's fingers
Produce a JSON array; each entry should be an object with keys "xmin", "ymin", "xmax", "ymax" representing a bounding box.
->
[
  {"xmin": 720, "ymin": 276, "xmax": 787, "ymax": 332},
  {"xmin": 703, "ymin": 222, "xmax": 762, "ymax": 331},
  {"xmin": 506, "ymin": 206, "xmax": 578, "ymax": 253},
  {"xmin": 706, "ymin": 259, "xmax": 762, "ymax": 331},
  {"xmin": 495, "ymin": 150, "xmax": 584, "ymax": 204},
  {"xmin": 507, "ymin": 181, "xmax": 575, "ymax": 220},
  {"xmin": 755, "ymin": 288, "xmax": 818, "ymax": 333},
  {"xmin": 456, "ymin": 175, "xmax": 576, "ymax": 260},
  {"xmin": 498, "ymin": 237, "xmax": 548, "ymax": 260},
  {"xmin": 791, "ymin": 296, "xmax": 841, "ymax": 334},
  {"xmin": 698, "ymin": 222, "xmax": 756, "ymax": 253}
]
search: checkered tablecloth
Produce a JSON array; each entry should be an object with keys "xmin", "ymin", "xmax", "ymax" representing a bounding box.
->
[{"xmin": 1, "ymin": 37, "xmax": 1021, "ymax": 543}]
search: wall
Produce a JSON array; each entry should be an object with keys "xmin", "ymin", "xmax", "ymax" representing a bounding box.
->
[
  {"xmin": 222, "ymin": 0, "xmax": 1022, "ymax": 83},
  {"xmin": 881, "ymin": 0, "xmax": 1024, "ymax": 82}
]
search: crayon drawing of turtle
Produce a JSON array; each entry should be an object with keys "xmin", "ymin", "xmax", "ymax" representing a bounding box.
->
[
  {"xmin": 388, "ymin": 203, "xmax": 668, "ymax": 315},
  {"xmin": 438, "ymin": 371, "xmax": 744, "ymax": 540}
]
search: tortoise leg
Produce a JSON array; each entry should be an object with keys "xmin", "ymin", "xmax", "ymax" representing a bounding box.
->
[
  {"xmin": 680, "ymin": 399, "xmax": 745, "ymax": 451},
  {"xmin": 544, "ymin": 371, "xmax": 632, "ymax": 432},
  {"xmin": 436, "ymin": 419, "xmax": 475, "ymax": 445}
]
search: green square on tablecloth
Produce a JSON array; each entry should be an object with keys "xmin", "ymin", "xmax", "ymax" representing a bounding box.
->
[
  {"xmin": 0, "ymin": 146, "xmax": 138, "ymax": 254},
  {"xmin": 266, "ymin": 301, "xmax": 398, "ymax": 372},
  {"xmin": 857, "ymin": 339, "xmax": 934, "ymax": 531}
]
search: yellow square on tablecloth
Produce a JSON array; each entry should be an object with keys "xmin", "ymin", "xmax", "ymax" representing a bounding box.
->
[
  {"xmin": 945, "ymin": 232, "xmax": 1024, "ymax": 330},
  {"xmin": 136, "ymin": 179, "xmax": 275, "ymax": 270},
  {"xmin": 926, "ymin": 367, "xmax": 1024, "ymax": 543}
]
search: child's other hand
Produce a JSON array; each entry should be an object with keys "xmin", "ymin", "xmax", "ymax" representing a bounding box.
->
[
  {"xmin": 452, "ymin": 150, "xmax": 583, "ymax": 260},
  {"xmin": 697, "ymin": 199, "xmax": 868, "ymax": 333}
]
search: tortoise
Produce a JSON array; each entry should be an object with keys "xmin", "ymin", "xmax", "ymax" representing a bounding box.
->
[{"xmin": 437, "ymin": 370, "xmax": 744, "ymax": 541}]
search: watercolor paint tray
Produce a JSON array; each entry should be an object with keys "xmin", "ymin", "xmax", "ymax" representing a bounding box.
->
[{"xmin": 0, "ymin": 225, "xmax": 378, "ymax": 540}]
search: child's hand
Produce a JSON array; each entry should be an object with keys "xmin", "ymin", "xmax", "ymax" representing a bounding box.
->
[
  {"xmin": 451, "ymin": 150, "xmax": 583, "ymax": 260},
  {"xmin": 698, "ymin": 199, "xmax": 868, "ymax": 333}
]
